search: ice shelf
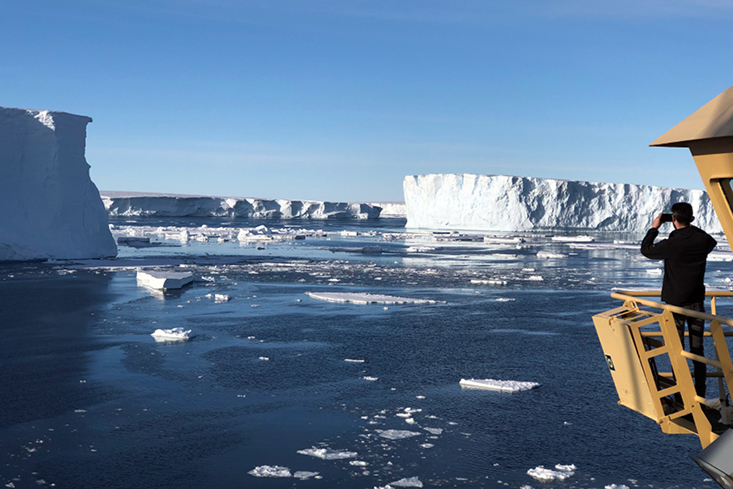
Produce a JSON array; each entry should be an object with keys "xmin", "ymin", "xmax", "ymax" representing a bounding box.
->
[
  {"xmin": 101, "ymin": 191, "xmax": 383, "ymax": 219},
  {"xmin": 404, "ymin": 173, "xmax": 722, "ymax": 232},
  {"xmin": 137, "ymin": 270, "xmax": 194, "ymax": 290}
]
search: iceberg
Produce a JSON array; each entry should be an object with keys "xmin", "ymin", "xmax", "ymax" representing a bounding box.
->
[
  {"xmin": 101, "ymin": 191, "xmax": 382, "ymax": 219},
  {"xmin": 403, "ymin": 174, "xmax": 722, "ymax": 233},
  {"xmin": 0, "ymin": 107, "xmax": 117, "ymax": 261}
]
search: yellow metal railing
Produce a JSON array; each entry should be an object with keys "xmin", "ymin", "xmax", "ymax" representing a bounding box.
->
[{"xmin": 594, "ymin": 290, "xmax": 733, "ymax": 448}]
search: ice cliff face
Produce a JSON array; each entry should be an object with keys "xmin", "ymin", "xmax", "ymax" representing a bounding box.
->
[
  {"xmin": 403, "ymin": 174, "xmax": 722, "ymax": 233},
  {"xmin": 102, "ymin": 192, "xmax": 382, "ymax": 219},
  {"xmin": 0, "ymin": 108, "xmax": 117, "ymax": 261}
]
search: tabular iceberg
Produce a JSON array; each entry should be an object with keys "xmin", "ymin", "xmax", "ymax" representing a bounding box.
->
[
  {"xmin": 102, "ymin": 191, "xmax": 382, "ymax": 219},
  {"xmin": 0, "ymin": 107, "xmax": 117, "ymax": 261},
  {"xmin": 403, "ymin": 174, "xmax": 722, "ymax": 233}
]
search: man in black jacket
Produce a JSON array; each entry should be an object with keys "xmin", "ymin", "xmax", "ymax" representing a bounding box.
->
[{"xmin": 641, "ymin": 202, "xmax": 717, "ymax": 397}]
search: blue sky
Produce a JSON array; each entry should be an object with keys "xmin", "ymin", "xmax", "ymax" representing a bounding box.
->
[{"xmin": 3, "ymin": 1, "xmax": 733, "ymax": 202}]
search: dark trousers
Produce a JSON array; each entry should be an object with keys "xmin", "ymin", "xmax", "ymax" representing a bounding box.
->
[{"xmin": 672, "ymin": 302, "xmax": 706, "ymax": 398}]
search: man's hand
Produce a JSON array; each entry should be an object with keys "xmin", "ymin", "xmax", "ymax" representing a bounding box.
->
[{"xmin": 652, "ymin": 213, "xmax": 663, "ymax": 229}]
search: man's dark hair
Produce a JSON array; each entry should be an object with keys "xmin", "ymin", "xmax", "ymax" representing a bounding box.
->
[{"xmin": 671, "ymin": 202, "xmax": 694, "ymax": 225}]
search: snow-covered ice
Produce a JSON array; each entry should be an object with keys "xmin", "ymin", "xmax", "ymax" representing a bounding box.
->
[
  {"xmin": 305, "ymin": 292, "xmax": 437, "ymax": 305},
  {"xmin": 136, "ymin": 270, "xmax": 193, "ymax": 290},
  {"xmin": 0, "ymin": 107, "xmax": 117, "ymax": 261},
  {"xmin": 403, "ymin": 173, "xmax": 721, "ymax": 232},
  {"xmin": 296, "ymin": 447, "xmax": 358, "ymax": 460},
  {"xmin": 459, "ymin": 379, "xmax": 540, "ymax": 392}
]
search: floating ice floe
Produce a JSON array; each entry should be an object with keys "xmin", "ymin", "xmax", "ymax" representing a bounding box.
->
[
  {"xmin": 248, "ymin": 465, "xmax": 292, "ymax": 477},
  {"xmin": 344, "ymin": 359, "xmax": 365, "ymax": 363},
  {"xmin": 151, "ymin": 327, "xmax": 193, "ymax": 342},
  {"xmin": 536, "ymin": 251, "xmax": 568, "ymax": 259},
  {"xmin": 305, "ymin": 292, "xmax": 437, "ymax": 305},
  {"xmin": 388, "ymin": 476, "xmax": 423, "ymax": 487},
  {"xmin": 459, "ymin": 379, "xmax": 540, "ymax": 392},
  {"xmin": 495, "ymin": 297, "xmax": 515, "ymax": 302},
  {"xmin": 350, "ymin": 460, "xmax": 369, "ymax": 466},
  {"xmin": 376, "ymin": 429, "xmax": 421, "ymax": 440},
  {"xmin": 293, "ymin": 471, "xmax": 320, "ymax": 480},
  {"xmin": 527, "ymin": 464, "xmax": 576, "ymax": 482},
  {"xmin": 470, "ymin": 279, "xmax": 507, "ymax": 285},
  {"xmin": 296, "ymin": 447, "xmax": 357, "ymax": 460},
  {"xmin": 117, "ymin": 236, "xmax": 151, "ymax": 247},
  {"xmin": 363, "ymin": 376, "xmax": 379, "ymax": 381},
  {"xmin": 214, "ymin": 294, "xmax": 231, "ymax": 303},
  {"xmin": 423, "ymin": 427, "xmax": 443, "ymax": 435},
  {"xmin": 605, "ymin": 485, "xmax": 630, "ymax": 489},
  {"xmin": 551, "ymin": 235, "xmax": 594, "ymax": 242},
  {"xmin": 137, "ymin": 270, "xmax": 193, "ymax": 290}
]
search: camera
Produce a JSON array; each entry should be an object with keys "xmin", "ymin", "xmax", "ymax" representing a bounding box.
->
[{"xmin": 660, "ymin": 213, "xmax": 673, "ymax": 223}]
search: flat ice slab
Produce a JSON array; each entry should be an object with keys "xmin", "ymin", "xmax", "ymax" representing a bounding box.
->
[
  {"xmin": 459, "ymin": 378, "xmax": 540, "ymax": 392},
  {"xmin": 137, "ymin": 270, "xmax": 193, "ymax": 290},
  {"xmin": 151, "ymin": 327, "xmax": 193, "ymax": 341},
  {"xmin": 305, "ymin": 292, "xmax": 436, "ymax": 305}
]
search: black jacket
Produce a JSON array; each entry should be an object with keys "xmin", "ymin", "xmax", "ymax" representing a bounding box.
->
[{"xmin": 640, "ymin": 225, "xmax": 717, "ymax": 306}]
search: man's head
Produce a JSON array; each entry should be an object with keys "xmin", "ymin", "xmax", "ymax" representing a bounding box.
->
[{"xmin": 671, "ymin": 202, "xmax": 694, "ymax": 227}]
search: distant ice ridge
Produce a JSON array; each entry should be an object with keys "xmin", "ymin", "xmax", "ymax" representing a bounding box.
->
[
  {"xmin": 102, "ymin": 191, "xmax": 382, "ymax": 219},
  {"xmin": 403, "ymin": 174, "xmax": 722, "ymax": 233},
  {"xmin": 0, "ymin": 107, "xmax": 117, "ymax": 261}
]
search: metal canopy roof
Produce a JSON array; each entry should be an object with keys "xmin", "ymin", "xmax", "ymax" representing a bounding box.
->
[{"xmin": 650, "ymin": 84, "xmax": 733, "ymax": 148}]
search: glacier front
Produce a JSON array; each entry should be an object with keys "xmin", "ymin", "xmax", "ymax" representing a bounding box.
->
[
  {"xmin": 102, "ymin": 191, "xmax": 383, "ymax": 219},
  {"xmin": 403, "ymin": 174, "xmax": 722, "ymax": 233},
  {"xmin": 0, "ymin": 107, "xmax": 117, "ymax": 261}
]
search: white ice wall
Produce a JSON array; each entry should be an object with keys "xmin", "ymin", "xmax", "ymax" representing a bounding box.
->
[
  {"xmin": 404, "ymin": 174, "xmax": 722, "ymax": 233},
  {"xmin": 0, "ymin": 108, "xmax": 117, "ymax": 261},
  {"xmin": 101, "ymin": 192, "xmax": 383, "ymax": 220}
]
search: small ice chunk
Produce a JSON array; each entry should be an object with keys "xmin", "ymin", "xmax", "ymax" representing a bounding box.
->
[
  {"xmin": 526, "ymin": 275, "xmax": 543, "ymax": 281},
  {"xmin": 527, "ymin": 464, "xmax": 575, "ymax": 481},
  {"xmin": 214, "ymin": 294, "xmax": 231, "ymax": 303},
  {"xmin": 297, "ymin": 447, "xmax": 357, "ymax": 460},
  {"xmin": 605, "ymin": 485, "xmax": 630, "ymax": 489},
  {"xmin": 389, "ymin": 476, "xmax": 423, "ymax": 487},
  {"xmin": 460, "ymin": 378, "xmax": 540, "ymax": 392},
  {"xmin": 151, "ymin": 327, "xmax": 193, "ymax": 341},
  {"xmin": 646, "ymin": 269, "xmax": 663, "ymax": 276},
  {"xmin": 345, "ymin": 359, "xmax": 365, "ymax": 363},
  {"xmin": 376, "ymin": 429, "xmax": 421, "ymax": 440},
  {"xmin": 420, "ymin": 443, "xmax": 434, "ymax": 448},
  {"xmin": 350, "ymin": 460, "xmax": 369, "ymax": 466},
  {"xmin": 137, "ymin": 270, "xmax": 193, "ymax": 290},
  {"xmin": 405, "ymin": 418, "xmax": 416, "ymax": 424},
  {"xmin": 293, "ymin": 471, "xmax": 320, "ymax": 480},
  {"xmin": 248, "ymin": 465, "xmax": 291, "ymax": 477},
  {"xmin": 423, "ymin": 427, "xmax": 443, "ymax": 435},
  {"xmin": 495, "ymin": 297, "xmax": 515, "ymax": 302},
  {"xmin": 259, "ymin": 357, "xmax": 269, "ymax": 361},
  {"xmin": 363, "ymin": 376, "xmax": 378, "ymax": 381}
]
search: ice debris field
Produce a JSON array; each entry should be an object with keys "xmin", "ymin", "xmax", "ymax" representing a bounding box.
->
[{"xmin": 3, "ymin": 214, "xmax": 732, "ymax": 489}]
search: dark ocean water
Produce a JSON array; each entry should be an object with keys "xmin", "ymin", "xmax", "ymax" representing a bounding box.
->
[{"xmin": 1, "ymin": 218, "xmax": 731, "ymax": 489}]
